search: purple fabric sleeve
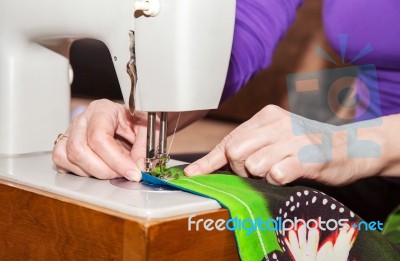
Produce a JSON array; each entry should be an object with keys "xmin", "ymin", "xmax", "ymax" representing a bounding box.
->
[
  {"xmin": 221, "ymin": 0, "xmax": 303, "ymax": 102},
  {"xmin": 323, "ymin": 0, "xmax": 400, "ymax": 118}
]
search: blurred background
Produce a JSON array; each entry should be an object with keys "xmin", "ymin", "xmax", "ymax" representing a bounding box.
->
[{"xmin": 69, "ymin": 0, "xmax": 340, "ymax": 157}]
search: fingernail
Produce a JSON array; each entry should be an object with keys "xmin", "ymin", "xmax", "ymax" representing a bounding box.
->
[
  {"xmin": 184, "ymin": 164, "xmax": 199, "ymax": 176},
  {"xmin": 126, "ymin": 170, "xmax": 141, "ymax": 182}
]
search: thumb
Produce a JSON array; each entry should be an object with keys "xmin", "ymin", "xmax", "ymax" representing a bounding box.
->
[{"xmin": 184, "ymin": 137, "xmax": 230, "ymax": 176}]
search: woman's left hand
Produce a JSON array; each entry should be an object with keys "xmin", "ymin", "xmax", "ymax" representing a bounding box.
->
[{"xmin": 184, "ymin": 105, "xmax": 388, "ymax": 186}]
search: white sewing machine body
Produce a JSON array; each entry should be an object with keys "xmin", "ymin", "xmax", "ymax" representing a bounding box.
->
[
  {"xmin": 0, "ymin": 0, "xmax": 235, "ymax": 154},
  {"xmin": 0, "ymin": 0, "xmax": 235, "ymax": 218}
]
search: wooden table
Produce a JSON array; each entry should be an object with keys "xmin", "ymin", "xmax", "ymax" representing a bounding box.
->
[{"xmin": 0, "ymin": 180, "xmax": 240, "ymax": 260}]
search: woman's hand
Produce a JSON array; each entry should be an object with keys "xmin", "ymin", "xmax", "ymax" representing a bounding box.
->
[
  {"xmin": 185, "ymin": 105, "xmax": 390, "ymax": 186},
  {"xmin": 52, "ymin": 99, "xmax": 148, "ymax": 181}
]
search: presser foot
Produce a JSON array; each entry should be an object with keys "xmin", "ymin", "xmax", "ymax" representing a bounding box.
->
[
  {"xmin": 145, "ymin": 111, "xmax": 178, "ymax": 180},
  {"xmin": 145, "ymin": 155, "xmax": 179, "ymax": 181}
]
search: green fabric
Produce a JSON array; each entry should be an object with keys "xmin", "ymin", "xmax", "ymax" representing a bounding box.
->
[
  {"xmin": 151, "ymin": 167, "xmax": 280, "ymax": 261},
  {"xmin": 143, "ymin": 167, "xmax": 400, "ymax": 260},
  {"xmin": 383, "ymin": 206, "xmax": 400, "ymax": 245}
]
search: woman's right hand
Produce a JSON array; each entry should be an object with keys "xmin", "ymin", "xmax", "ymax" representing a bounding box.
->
[{"xmin": 52, "ymin": 99, "xmax": 148, "ymax": 181}]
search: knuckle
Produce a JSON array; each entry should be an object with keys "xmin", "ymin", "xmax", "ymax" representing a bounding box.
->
[
  {"xmin": 97, "ymin": 98, "xmax": 111, "ymax": 106},
  {"xmin": 71, "ymin": 114, "xmax": 86, "ymax": 129},
  {"xmin": 52, "ymin": 148, "xmax": 64, "ymax": 166},
  {"xmin": 262, "ymin": 104, "xmax": 280, "ymax": 115},
  {"xmin": 225, "ymin": 141, "xmax": 242, "ymax": 161},
  {"xmin": 252, "ymin": 105, "xmax": 282, "ymax": 125},
  {"xmin": 87, "ymin": 130, "xmax": 105, "ymax": 151},
  {"xmin": 87, "ymin": 99, "xmax": 111, "ymax": 111},
  {"xmin": 87, "ymin": 100, "xmax": 99, "ymax": 110},
  {"xmin": 220, "ymin": 133, "xmax": 234, "ymax": 147},
  {"xmin": 245, "ymin": 159, "xmax": 263, "ymax": 177},
  {"xmin": 272, "ymin": 174, "xmax": 287, "ymax": 185},
  {"xmin": 270, "ymin": 165, "xmax": 289, "ymax": 185},
  {"xmin": 66, "ymin": 140, "xmax": 84, "ymax": 162}
]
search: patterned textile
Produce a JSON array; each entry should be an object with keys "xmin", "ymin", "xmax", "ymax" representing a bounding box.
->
[{"xmin": 143, "ymin": 167, "xmax": 400, "ymax": 261}]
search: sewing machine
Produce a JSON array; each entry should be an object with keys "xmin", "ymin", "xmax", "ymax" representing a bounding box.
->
[
  {"xmin": 0, "ymin": 0, "xmax": 235, "ymax": 155},
  {"xmin": 0, "ymin": 1, "xmax": 237, "ymax": 259}
]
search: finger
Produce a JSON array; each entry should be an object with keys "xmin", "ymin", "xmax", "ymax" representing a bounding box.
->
[
  {"xmin": 55, "ymin": 166, "xmax": 70, "ymax": 174},
  {"xmin": 130, "ymin": 123, "xmax": 151, "ymax": 171},
  {"xmin": 244, "ymin": 142, "xmax": 292, "ymax": 178},
  {"xmin": 266, "ymin": 157, "xmax": 305, "ymax": 185},
  {"xmin": 115, "ymin": 105, "xmax": 136, "ymax": 145},
  {"xmin": 52, "ymin": 133, "xmax": 90, "ymax": 177},
  {"xmin": 184, "ymin": 135, "xmax": 231, "ymax": 176},
  {"xmin": 67, "ymin": 115, "xmax": 123, "ymax": 180},
  {"xmin": 115, "ymin": 134, "xmax": 133, "ymax": 151},
  {"xmin": 87, "ymin": 109, "xmax": 142, "ymax": 181},
  {"xmin": 184, "ymin": 105, "xmax": 288, "ymax": 176},
  {"xmin": 226, "ymin": 127, "xmax": 282, "ymax": 177}
]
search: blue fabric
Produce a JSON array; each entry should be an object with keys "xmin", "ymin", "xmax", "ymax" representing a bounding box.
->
[{"xmin": 141, "ymin": 172, "xmax": 229, "ymax": 205}]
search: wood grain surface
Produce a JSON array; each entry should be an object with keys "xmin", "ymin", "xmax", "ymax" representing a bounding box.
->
[{"xmin": 0, "ymin": 181, "xmax": 239, "ymax": 261}]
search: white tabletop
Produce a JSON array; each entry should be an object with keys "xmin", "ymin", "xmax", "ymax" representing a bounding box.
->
[{"xmin": 0, "ymin": 153, "xmax": 220, "ymax": 219}]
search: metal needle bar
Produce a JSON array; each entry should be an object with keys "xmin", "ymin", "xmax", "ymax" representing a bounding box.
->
[
  {"xmin": 158, "ymin": 112, "xmax": 168, "ymax": 156},
  {"xmin": 145, "ymin": 112, "xmax": 157, "ymax": 172}
]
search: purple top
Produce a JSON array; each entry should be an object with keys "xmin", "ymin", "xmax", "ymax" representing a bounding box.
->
[
  {"xmin": 223, "ymin": 0, "xmax": 400, "ymax": 119},
  {"xmin": 222, "ymin": 0, "xmax": 303, "ymax": 101}
]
